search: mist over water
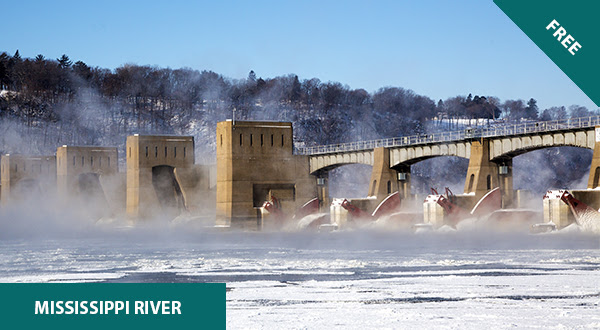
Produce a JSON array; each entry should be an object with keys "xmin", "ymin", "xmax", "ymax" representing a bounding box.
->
[
  {"xmin": 513, "ymin": 147, "xmax": 593, "ymax": 195},
  {"xmin": 0, "ymin": 179, "xmax": 598, "ymax": 328},
  {"xmin": 1, "ymin": 228, "xmax": 598, "ymax": 280},
  {"xmin": 1, "ymin": 227, "xmax": 598, "ymax": 328}
]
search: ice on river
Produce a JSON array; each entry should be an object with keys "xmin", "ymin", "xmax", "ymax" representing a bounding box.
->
[{"xmin": 0, "ymin": 230, "xmax": 598, "ymax": 329}]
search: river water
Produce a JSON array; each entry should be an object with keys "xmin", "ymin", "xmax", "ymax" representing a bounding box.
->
[{"xmin": 0, "ymin": 228, "xmax": 598, "ymax": 329}]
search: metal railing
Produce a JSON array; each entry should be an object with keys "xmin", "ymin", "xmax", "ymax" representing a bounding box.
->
[{"xmin": 295, "ymin": 116, "xmax": 600, "ymax": 155}]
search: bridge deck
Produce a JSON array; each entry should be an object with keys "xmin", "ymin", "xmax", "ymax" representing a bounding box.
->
[{"xmin": 296, "ymin": 116, "xmax": 600, "ymax": 155}]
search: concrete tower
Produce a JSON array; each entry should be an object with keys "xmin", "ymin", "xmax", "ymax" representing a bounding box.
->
[
  {"xmin": 216, "ymin": 120, "xmax": 317, "ymax": 229},
  {"xmin": 126, "ymin": 135, "xmax": 195, "ymax": 219}
]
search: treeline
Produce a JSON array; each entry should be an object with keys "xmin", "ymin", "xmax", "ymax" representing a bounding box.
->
[{"xmin": 0, "ymin": 50, "xmax": 597, "ymax": 156}]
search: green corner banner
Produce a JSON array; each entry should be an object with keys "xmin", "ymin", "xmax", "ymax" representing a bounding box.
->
[
  {"xmin": 0, "ymin": 283, "xmax": 225, "ymax": 330},
  {"xmin": 494, "ymin": 0, "xmax": 600, "ymax": 107}
]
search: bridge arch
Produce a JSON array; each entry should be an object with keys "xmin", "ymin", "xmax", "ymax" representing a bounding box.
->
[
  {"xmin": 309, "ymin": 150, "xmax": 373, "ymax": 175},
  {"xmin": 488, "ymin": 131, "xmax": 594, "ymax": 162},
  {"xmin": 311, "ymin": 162, "xmax": 373, "ymax": 177},
  {"xmin": 391, "ymin": 154, "xmax": 470, "ymax": 169},
  {"xmin": 389, "ymin": 142, "xmax": 471, "ymax": 168}
]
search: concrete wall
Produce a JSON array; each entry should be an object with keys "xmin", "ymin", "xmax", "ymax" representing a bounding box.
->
[
  {"xmin": 126, "ymin": 135, "xmax": 195, "ymax": 219},
  {"xmin": 216, "ymin": 120, "xmax": 317, "ymax": 229},
  {"xmin": 174, "ymin": 164, "xmax": 215, "ymax": 215},
  {"xmin": 56, "ymin": 146, "xmax": 120, "ymax": 217},
  {"xmin": 423, "ymin": 200, "xmax": 445, "ymax": 228},
  {"xmin": 56, "ymin": 146, "xmax": 118, "ymax": 195},
  {"xmin": 542, "ymin": 192, "xmax": 573, "ymax": 229},
  {"xmin": 1, "ymin": 154, "xmax": 56, "ymax": 205}
]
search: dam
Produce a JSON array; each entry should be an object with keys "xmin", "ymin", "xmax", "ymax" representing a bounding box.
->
[{"xmin": 1, "ymin": 116, "xmax": 600, "ymax": 232}]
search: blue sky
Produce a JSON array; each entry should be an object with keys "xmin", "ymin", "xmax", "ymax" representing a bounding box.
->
[{"xmin": 2, "ymin": 0, "xmax": 595, "ymax": 111}]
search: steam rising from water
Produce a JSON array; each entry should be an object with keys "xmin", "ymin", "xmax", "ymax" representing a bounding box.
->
[
  {"xmin": 0, "ymin": 78, "xmax": 598, "ymax": 240},
  {"xmin": 513, "ymin": 147, "xmax": 592, "ymax": 195}
]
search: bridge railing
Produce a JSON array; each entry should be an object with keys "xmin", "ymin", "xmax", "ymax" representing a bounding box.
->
[{"xmin": 296, "ymin": 115, "xmax": 600, "ymax": 155}]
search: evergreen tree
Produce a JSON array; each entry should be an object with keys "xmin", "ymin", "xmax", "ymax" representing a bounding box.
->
[
  {"xmin": 0, "ymin": 52, "xmax": 8, "ymax": 90},
  {"xmin": 437, "ymin": 99, "xmax": 444, "ymax": 110},
  {"xmin": 525, "ymin": 98, "xmax": 538, "ymax": 119},
  {"xmin": 290, "ymin": 75, "xmax": 301, "ymax": 103},
  {"xmin": 247, "ymin": 70, "xmax": 256, "ymax": 82},
  {"xmin": 57, "ymin": 54, "xmax": 72, "ymax": 68},
  {"xmin": 73, "ymin": 61, "xmax": 92, "ymax": 81}
]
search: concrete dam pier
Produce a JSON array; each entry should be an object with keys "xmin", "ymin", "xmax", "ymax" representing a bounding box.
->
[{"xmin": 215, "ymin": 120, "xmax": 316, "ymax": 229}]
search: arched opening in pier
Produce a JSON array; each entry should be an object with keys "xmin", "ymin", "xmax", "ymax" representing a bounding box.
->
[
  {"xmin": 152, "ymin": 165, "xmax": 185, "ymax": 214},
  {"xmin": 468, "ymin": 174, "xmax": 475, "ymax": 192}
]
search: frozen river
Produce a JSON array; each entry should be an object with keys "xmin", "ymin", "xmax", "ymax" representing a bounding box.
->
[{"xmin": 0, "ymin": 229, "xmax": 598, "ymax": 329}]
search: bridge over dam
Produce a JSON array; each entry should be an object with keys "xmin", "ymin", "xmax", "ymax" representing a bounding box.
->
[
  {"xmin": 216, "ymin": 117, "xmax": 600, "ymax": 228},
  {"xmin": 299, "ymin": 117, "xmax": 600, "ymax": 206}
]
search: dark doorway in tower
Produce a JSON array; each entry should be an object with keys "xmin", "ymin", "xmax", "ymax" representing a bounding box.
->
[
  {"xmin": 152, "ymin": 165, "xmax": 185, "ymax": 215},
  {"xmin": 78, "ymin": 173, "xmax": 104, "ymax": 197}
]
